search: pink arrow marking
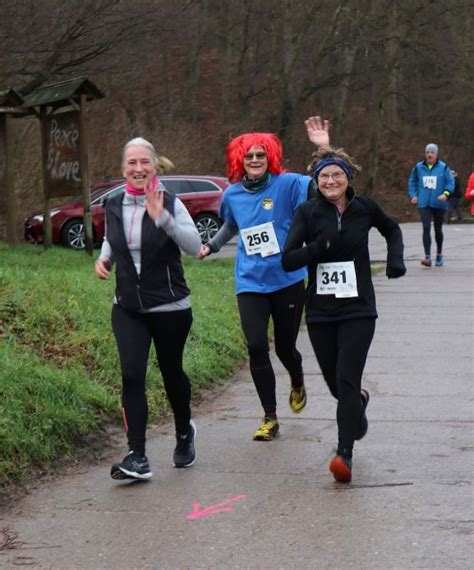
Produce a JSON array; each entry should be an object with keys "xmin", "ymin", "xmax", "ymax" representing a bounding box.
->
[{"xmin": 186, "ymin": 494, "xmax": 247, "ymax": 520}]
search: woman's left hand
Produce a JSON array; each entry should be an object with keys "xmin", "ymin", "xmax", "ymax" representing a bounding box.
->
[
  {"xmin": 145, "ymin": 181, "xmax": 164, "ymax": 221},
  {"xmin": 305, "ymin": 115, "xmax": 330, "ymax": 148}
]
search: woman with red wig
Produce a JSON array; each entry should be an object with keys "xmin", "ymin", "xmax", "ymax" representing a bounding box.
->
[{"xmin": 198, "ymin": 118, "xmax": 329, "ymax": 441}]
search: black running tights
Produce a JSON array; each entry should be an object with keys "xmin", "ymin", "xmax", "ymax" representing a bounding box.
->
[
  {"xmin": 307, "ymin": 318, "xmax": 376, "ymax": 454},
  {"xmin": 237, "ymin": 280, "xmax": 305, "ymax": 415},
  {"xmin": 419, "ymin": 207, "xmax": 445, "ymax": 256},
  {"xmin": 112, "ymin": 304, "xmax": 193, "ymax": 455}
]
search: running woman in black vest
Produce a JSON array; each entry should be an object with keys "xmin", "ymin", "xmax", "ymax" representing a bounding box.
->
[
  {"xmin": 95, "ymin": 137, "xmax": 201, "ymax": 480},
  {"xmin": 282, "ymin": 117, "xmax": 406, "ymax": 482}
]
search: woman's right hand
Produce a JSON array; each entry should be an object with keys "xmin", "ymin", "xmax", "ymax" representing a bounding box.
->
[
  {"xmin": 95, "ymin": 258, "xmax": 110, "ymax": 279},
  {"xmin": 196, "ymin": 244, "xmax": 211, "ymax": 260},
  {"xmin": 305, "ymin": 115, "xmax": 330, "ymax": 148}
]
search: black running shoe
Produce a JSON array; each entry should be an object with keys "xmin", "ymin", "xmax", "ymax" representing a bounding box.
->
[
  {"xmin": 355, "ymin": 389, "xmax": 370, "ymax": 441},
  {"xmin": 173, "ymin": 420, "xmax": 196, "ymax": 468},
  {"xmin": 111, "ymin": 451, "xmax": 152, "ymax": 480}
]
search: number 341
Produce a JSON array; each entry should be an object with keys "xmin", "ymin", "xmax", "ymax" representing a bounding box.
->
[{"xmin": 321, "ymin": 270, "xmax": 347, "ymax": 285}]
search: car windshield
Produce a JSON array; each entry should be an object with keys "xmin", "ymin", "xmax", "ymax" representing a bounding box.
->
[{"xmin": 69, "ymin": 181, "xmax": 124, "ymax": 204}]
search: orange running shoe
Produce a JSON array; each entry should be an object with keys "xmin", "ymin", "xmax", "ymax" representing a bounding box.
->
[
  {"xmin": 329, "ymin": 454, "xmax": 352, "ymax": 483},
  {"xmin": 421, "ymin": 257, "xmax": 432, "ymax": 267}
]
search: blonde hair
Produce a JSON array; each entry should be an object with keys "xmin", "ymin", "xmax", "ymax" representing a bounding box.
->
[
  {"xmin": 122, "ymin": 137, "xmax": 174, "ymax": 173},
  {"xmin": 308, "ymin": 146, "xmax": 362, "ymax": 179}
]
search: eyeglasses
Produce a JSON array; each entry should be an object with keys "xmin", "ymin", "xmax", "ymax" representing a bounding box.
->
[
  {"xmin": 243, "ymin": 152, "xmax": 267, "ymax": 160},
  {"xmin": 318, "ymin": 171, "xmax": 346, "ymax": 182}
]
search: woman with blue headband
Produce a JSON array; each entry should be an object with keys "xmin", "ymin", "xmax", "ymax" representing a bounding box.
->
[{"xmin": 282, "ymin": 118, "xmax": 406, "ymax": 482}]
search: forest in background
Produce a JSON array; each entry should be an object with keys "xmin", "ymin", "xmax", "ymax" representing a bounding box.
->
[{"xmin": 0, "ymin": 0, "xmax": 473, "ymax": 238}]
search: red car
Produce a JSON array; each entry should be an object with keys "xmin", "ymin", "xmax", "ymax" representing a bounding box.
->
[{"xmin": 24, "ymin": 175, "xmax": 228, "ymax": 249}]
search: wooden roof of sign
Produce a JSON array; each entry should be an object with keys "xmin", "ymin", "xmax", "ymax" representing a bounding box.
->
[
  {"xmin": 22, "ymin": 77, "xmax": 104, "ymax": 110},
  {"xmin": 0, "ymin": 88, "xmax": 24, "ymax": 107},
  {"xmin": 0, "ymin": 88, "xmax": 29, "ymax": 114}
]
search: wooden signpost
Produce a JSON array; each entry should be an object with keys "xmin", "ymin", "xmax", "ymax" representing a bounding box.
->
[
  {"xmin": 22, "ymin": 77, "xmax": 104, "ymax": 254},
  {"xmin": 0, "ymin": 89, "xmax": 27, "ymax": 246}
]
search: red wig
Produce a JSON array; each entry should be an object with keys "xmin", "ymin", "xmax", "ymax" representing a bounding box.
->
[{"xmin": 226, "ymin": 132, "xmax": 285, "ymax": 183}]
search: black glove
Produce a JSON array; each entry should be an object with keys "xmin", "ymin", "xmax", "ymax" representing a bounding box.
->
[
  {"xmin": 307, "ymin": 235, "xmax": 331, "ymax": 259},
  {"xmin": 386, "ymin": 262, "xmax": 406, "ymax": 279}
]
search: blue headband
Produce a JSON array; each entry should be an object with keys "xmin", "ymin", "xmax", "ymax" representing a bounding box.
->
[{"xmin": 314, "ymin": 158, "xmax": 351, "ymax": 179}]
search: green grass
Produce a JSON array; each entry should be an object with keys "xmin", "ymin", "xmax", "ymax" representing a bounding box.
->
[{"xmin": 0, "ymin": 243, "xmax": 246, "ymax": 485}]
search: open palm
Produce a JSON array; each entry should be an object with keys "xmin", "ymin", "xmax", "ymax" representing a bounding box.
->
[{"xmin": 305, "ymin": 115, "xmax": 330, "ymax": 148}]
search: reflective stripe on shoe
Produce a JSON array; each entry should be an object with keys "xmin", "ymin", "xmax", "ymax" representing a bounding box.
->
[
  {"xmin": 111, "ymin": 452, "xmax": 153, "ymax": 480},
  {"xmin": 115, "ymin": 466, "xmax": 153, "ymax": 480}
]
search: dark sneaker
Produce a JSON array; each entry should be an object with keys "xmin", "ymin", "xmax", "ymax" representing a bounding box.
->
[
  {"xmin": 421, "ymin": 257, "xmax": 432, "ymax": 267},
  {"xmin": 173, "ymin": 420, "xmax": 197, "ymax": 468},
  {"xmin": 329, "ymin": 454, "xmax": 352, "ymax": 483},
  {"xmin": 111, "ymin": 451, "xmax": 152, "ymax": 480},
  {"xmin": 253, "ymin": 417, "xmax": 280, "ymax": 441},
  {"xmin": 289, "ymin": 385, "xmax": 307, "ymax": 413},
  {"xmin": 355, "ymin": 389, "xmax": 370, "ymax": 441},
  {"xmin": 435, "ymin": 255, "xmax": 444, "ymax": 267}
]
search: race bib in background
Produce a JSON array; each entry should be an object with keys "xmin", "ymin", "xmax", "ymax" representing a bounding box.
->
[{"xmin": 422, "ymin": 176, "xmax": 437, "ymax": 190}]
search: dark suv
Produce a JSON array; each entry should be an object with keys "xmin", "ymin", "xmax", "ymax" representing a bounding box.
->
[{"xmin": 24, "ymin": 175, "xmax": 228, "ymax": 249}]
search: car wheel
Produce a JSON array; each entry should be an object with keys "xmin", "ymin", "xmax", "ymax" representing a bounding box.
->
[
  {"xmin": 194, "ymin": 213, "xmax": 221, "ymax": 244},
  {"xmin": 61, "ymin": 219, "xmax": 85, "ymax": 250}
]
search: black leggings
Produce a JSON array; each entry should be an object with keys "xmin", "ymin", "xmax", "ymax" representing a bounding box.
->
[
  {"xmin": 237, "ymin": 280, "xmax": 305, "ymax": 415},
  {"xmin": 419, "ymin": 207, "xmax": 445, "ymax": 256},
  {"xmin": 307, "ymin": 318, "xmax": 376, "ymax": 454},
  {"xmin": 112, "ymin": 304, "xmax": 193, "ymax": 455}
]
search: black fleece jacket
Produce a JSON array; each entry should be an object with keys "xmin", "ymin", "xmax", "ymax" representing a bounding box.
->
[{"xmin": 282, "ymin": 187, "xmax": 406, "ymax": 323}]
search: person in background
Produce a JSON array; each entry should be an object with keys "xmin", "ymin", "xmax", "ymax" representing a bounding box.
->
[
  {"xmin": 447, "ymin": 170, "xmax": 463, "ymax": 223},
  {"xmin": 408, "ymin": 143, "xmax": 454, "ymax": 267},
  {"xmin": 95, "ymin": 137, "xmax": 201, "ymax": 480},
  {"xmin": 197, "ymin": 118, "xmax": 330, "ymax": 441},
  {"xmin": 282, "ymin": 132, "xmax": 406, "ymax": 482},
  {"xmin": 464, "ymin": 170, "xmax": 474, "ymax": 216}
]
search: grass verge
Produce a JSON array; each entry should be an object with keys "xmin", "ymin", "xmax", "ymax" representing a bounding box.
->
[{"xmin": 0, "ymin": 243, "xmax": 246, "ymax": 486}]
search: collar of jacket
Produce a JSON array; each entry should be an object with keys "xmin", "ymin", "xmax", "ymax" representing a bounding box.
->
[{"xmin": 422, "ymin": 159, "xmax": 439, "ymax": 168}]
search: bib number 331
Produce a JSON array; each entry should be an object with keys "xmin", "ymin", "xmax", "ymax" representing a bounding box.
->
[
  {"xmin": 316, "ymin": 261, "xmax": 358, "ymax": 298},
  {"xmin": 241, "ymin": 222, "xmax": 280, "ymax": 257}
]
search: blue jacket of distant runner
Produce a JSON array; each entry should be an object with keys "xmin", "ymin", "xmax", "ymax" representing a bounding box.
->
[{"xmin": 407, "ymin": 160, "xmax": 454, "ymax": 209}]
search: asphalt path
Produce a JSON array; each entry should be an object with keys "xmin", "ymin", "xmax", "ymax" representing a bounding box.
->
[{"xmin": 1, "ymin": 222, "xmax": 473, "ymax": 569}]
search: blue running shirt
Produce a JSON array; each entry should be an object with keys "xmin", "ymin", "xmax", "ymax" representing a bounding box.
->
[{"xmin": 220, "ymin": 173, "xmax": 310, "ymax": 293}]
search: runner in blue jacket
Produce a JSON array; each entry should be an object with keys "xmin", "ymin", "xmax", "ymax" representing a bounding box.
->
[
  {"xmin": 408, "ymin": 143, "xmax": 454, "ymax": 267},
  {"xmin": 198, "ymin": 118, "xmax": 329, "ymax": 441}
]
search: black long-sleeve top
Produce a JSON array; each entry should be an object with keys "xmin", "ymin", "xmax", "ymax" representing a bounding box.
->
[{"xmin": 282, "ymin": 187, "xmax": 406, "ymax": 323}]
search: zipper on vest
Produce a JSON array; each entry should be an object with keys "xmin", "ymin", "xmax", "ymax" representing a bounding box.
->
[
  {"xmin": 166, "ymin": 265, "xmax": 176, "ymax": 297},
  {"xmin": 128, "ymin": 197, "xmax": 140, "ymax": 245}
]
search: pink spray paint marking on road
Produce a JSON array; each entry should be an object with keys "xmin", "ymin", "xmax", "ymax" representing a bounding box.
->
[{"xmin": 186, "ymin": 494, "xmax": 247, "ymax": 521}]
